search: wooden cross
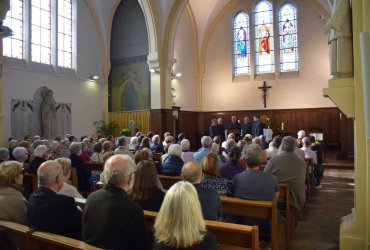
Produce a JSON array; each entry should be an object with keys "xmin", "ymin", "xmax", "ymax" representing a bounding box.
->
[{"xmin": 258, "ymin": 81, "xmax": 272, "ymax": 108}]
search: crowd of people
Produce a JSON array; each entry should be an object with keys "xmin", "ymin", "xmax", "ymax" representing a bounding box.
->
[{"xmin": 0, "ymin": 121, "xmax": 324, "ymax": 249}]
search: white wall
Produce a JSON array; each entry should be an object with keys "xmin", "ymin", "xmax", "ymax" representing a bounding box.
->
[
  {"xmin": 201, "ymin": 0, "xmax": 334, "ymax": 111},
  {"xmin": 2, "ymin": 0, "xmax": 104, "ymax": 139},
  {"xmin": 173, "ymin": 9, "xmax": 198, "ymax": 111}
]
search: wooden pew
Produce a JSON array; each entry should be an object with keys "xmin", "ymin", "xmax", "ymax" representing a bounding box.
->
[
  {"xmin": 158, "ymin": 175, "xmax": 182, "ymax": 189},
  {"xmin": 87, "ymin": 162, "xmax": 104, "ymax": 172},
  {"xmin": 30, "ymin": 231, "xmax": 102, "ymax": 250},
  {"xmin": 91, "ymin": 181, "xmax": 104, "ymax": 192},
  {"xmin": 73, "ymin": 199, "xmax": 259, "ymax": 250},
  {"xmin": 0, "ymin": 220, "xmax": 33, "ymax": 250},
  {"xmin": 23, "ymin": 173, "xmax": 37, "ymax": 193},
  {"xmin": 220, "ymin": 196, "xmax": 285, "ymax": 250},
  {"xmin": 153, "ymin": 153, "xmax": 162, "ymax": 162},
  {"xmin": 278, "ymin": 182, "xmax": 293, "ymax": 245},
  {"xmin": 144, "ymin": 210, "xmax": 259, "ymax": 250},
  {"xmin": 70, "ymin": 167, "xmax": 79, "ymax": 189}
]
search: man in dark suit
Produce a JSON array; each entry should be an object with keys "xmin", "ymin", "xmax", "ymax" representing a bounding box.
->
[
  {"xmin": 150, "ymin": 135, "xmax": 165, "ymax": 154},
  {"xmin": 216, "ymin": 117, "xmax": 226, "ymax": 142},
  {"xmin": 251, "ymin": 115, "xmax": 264, "ymax": 138},
  {"xmin": 209, "ymin": 118, "xmax": 218, "ymax": 138},
  {"xmin": 241, "ymin": 116, "xmax": 253, "ymax": 137},
  {"xmin": 27, "ymin": 160, "xmax": 82, "ymax": 240},
  {"xmin": 82, "ymin": 155, "xmax": 151, "ymax": 250},
  {"xmin": 182, "ymin": 161, "xmax": 223, "ymax": 221}
]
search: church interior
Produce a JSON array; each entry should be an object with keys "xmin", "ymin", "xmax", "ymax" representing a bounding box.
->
[{"xmin": 0, "ymin": 0, "xmax": 369, "ymax": 249}]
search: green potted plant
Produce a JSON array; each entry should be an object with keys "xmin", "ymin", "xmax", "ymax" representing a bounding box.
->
[
  {"xmin": 93, "ymin": 120, "xmax": 118, "ymax": 137},
  {"xmin": 265, "ymin": 112, "xmax": 273, "ymax": 129},
  {"xmin": 120, "ymin": 128, "xmax": 131, "ymax": 136}
]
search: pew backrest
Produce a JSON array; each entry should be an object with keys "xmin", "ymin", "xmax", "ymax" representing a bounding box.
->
[
  {"xmin": 0, "ymin": 220, "xmax": 32, "ymax": 250},
  {"xmin": 158, "ymin": 175, "xmax": 182, "ymax": 189},
  {"xmin": 23, "ymin": 173, "xmax": 37, "ymax": 193},
  {"xmin": 220, "ymin": 196, "xmax": 278, "ymax": 250},
  {"xmin": 70, "ymin": 167, "xmax": 79, "ymax": 189},
  {"xmin": 143, "ymin": 210, "xmax": 259, "ymax": 250},
  {"xmin": 30, "ymin": 231, "xmax": 103, "ymax": 250}
]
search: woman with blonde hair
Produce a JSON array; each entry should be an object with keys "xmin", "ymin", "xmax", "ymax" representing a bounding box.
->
[
  {"xmin": 55, "ymin": 158, "xmax": 83, "ymax": 198},
  {"xmin": 0, "ymin": 161, "xmax": 27, "ymax": 224},
  {"xmin": 154, "ymin": 181, "xmax": 218, "ymax": 250}
]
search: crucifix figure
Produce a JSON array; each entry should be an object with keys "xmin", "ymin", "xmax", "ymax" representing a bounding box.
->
[{"xmin": 258, "ymin": 81, "xmax": 272, "ymax": 108}]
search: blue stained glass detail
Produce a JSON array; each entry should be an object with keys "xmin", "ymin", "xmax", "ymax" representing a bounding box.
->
[
  {"xmin": 254, "ymin": 0, "xmax": 274, "ymax": 74},
  {"xmin": 279, "ymin": 3, "xmax": 299, "ymax": 72},
  {"xmin": 233, "ymin": 12, "xmax": 250, "ymax": 77}
]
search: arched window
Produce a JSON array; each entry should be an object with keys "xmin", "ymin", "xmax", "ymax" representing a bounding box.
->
[
  {"xmin": 254, "ymin": 0, "xmax": 274, "ymax": 74},
  {"xmin": 3, "ymin": 0, "xmax": 24, "ymax": 59},
  {"xmin": 279, "ymin": 3, "xmax": 298, "ymax": 72},
  {"xmin": 57, "ymin": 0, "xmax": 73, "ymax": 68},
  {"xmin": 233, "ymin": 12, "xmax": 250, "ymax": 77},
  {"xmin": 31, "ymin": 0, "xmax": 51, "ymax": 64}
]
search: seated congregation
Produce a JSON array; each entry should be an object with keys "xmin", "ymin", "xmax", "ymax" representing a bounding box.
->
[{"xmin": 0, "ymin": 124, "xmax": 323, "ymax": 250}]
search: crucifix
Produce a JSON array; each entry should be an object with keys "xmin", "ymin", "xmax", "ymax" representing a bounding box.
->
[{"xmin": 258, "ymin": 81, "xmax": 272, "ymax": 108}]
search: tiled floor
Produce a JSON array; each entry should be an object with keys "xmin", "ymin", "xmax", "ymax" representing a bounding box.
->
[{"xmin": 288, "ymin": 168, "xmax": 354, "ymax": 250}]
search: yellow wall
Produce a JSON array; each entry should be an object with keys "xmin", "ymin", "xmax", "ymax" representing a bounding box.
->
[{"xmin": 108, "ymin": 111, "xmax": 151, "ymax": 136}]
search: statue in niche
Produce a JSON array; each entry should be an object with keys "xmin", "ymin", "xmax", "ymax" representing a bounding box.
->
[
  {"xmin": 41, "ymin": 88, "xmax": 56, "ymax": 138},
  {"xmin": 129, "ymin": 113, "xmax": 135, "ymax": 136},
  {"xmin": 324, "ymin": 0, "xmax": 353, "ymax": 78}
]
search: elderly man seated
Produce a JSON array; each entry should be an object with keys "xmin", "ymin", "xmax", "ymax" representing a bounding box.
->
[
  {"xmin": 27, "ymin": 160, "xmax": 82, "ymax": 240},
  {"xmin": 82, "ymin": 155, "xmax": 151, "ymax": 249},
  {"xmin": 182, "ymin": 161, "xmax": 223, "ymax": 221},
  {"xmin": 0, "ymin": 148, "xmax": 9, "ymax": 163},
  {"xmin": 193, "ymin": 136, "xmax": 213, "ymax": 163}
]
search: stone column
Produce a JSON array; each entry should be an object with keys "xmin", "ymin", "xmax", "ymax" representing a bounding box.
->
[{"xmin": 0, "ymin": 33, "xmax": 4, "ymax": 146}]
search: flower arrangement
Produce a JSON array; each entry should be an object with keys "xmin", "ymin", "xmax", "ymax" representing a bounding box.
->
[
  {"xmin": 265, "ymin": 112, "xmax": 273, "ymax": 127},
  {"xmin": 120, "ymin": 128, "xmax": 131, "ymax": 136}
]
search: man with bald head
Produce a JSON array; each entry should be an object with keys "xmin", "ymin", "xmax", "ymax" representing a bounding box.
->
[
  {"xmin": 182, "ymin": 161, "xmax": 222, "ymax": 221},
  {"xmin": 27, "ymin": 160, "xmax": 82, "ymax": 239},
  {"xmin": 82, "ymin": 155, "xmax": 151, "ymax": 250}
]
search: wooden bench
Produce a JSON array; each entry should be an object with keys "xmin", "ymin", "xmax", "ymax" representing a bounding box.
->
[
  {"xmin": 0, "ymin": 220, "xmax": 103, "ymax": 250},
  {"xmin": 0, "ymin": 220, "xmax": 32, "ymax": 250},
  {"xmin": 153, "ymin": 153, "xmax": 161, "ymax": 162},
  {"xmin": 30, "ymin": 231, "xmax": 102, "ymax": 249},
  {"xmin": 278, "ymin": 182, "xmax": 293, "ymax": 245},
  {"xmin": 87, "ymin": 162, "xmax": 104, "ymax": 172},
  {"xmin": 23, "ymin": 173, "xmax": 37, "ymax": 194},
  {"xmin": 144, "ymin": 210, "xmax": 259, "ymax": 250},
  {"xmin": 220, "ymin": 196, "xmax": 285, "ymax": 250},
  {"xmin": 158, "ymin": 175, "xmax": 182, "ymax": 189},
  {"xmin": 70, "ymin": 167, "xmax": 79, "ymax": 190},
  {"xmin": 91, "ymin": 181, "xmax": 104, "ymax": 192}
]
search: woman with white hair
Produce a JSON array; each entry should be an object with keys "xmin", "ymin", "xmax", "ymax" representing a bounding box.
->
[
  {"xmin": 154, "ymin": 181, "xmax": 217, "ymax": 250},
  {"xmin": 180, "ymin": 139, "xmax": 194, "ymax": 162},
  {"xmin": 0, "ymin": 161, "xmax": 27, "ymax": 224},
  {"xmin": 26, "ymin": 145, "xmax": 49, "ymax": 174},
  {"xmin": 161, "ymin": 144, "xmax": 184, "ymax": 176},
  {"xmin": 129, "ymin": 136, "xmax": 139, "ymax": 150},
  {"xmin": 69, "ymin": 142, "xmax": 92, "ymax": 192},
  {"xmin": 12, "ymin": 146, "xmax": 29, "ymax": 167}
]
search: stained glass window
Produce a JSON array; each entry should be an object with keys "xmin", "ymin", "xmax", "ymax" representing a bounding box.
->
[
  {"xmin": 3, "ymin": 0, "xmax": 24, "ymax": 59},
  {"xmin": 57, "ymin": 0, "xmax": 72, "ymax": 68},
  {"xmin": 254, "ymin": 0, "xmax": 274, "ymax": 74},
  {"xmin": 233, "ymin": 12, "xmax": 250, "ymax": 77},
  {"xmin": 279, "ymin": 3, "xmax": 298, "ymax": 72},
  {"xmin": 31, "ymin": 0, "xmax": 51, "ymax": 64}
]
